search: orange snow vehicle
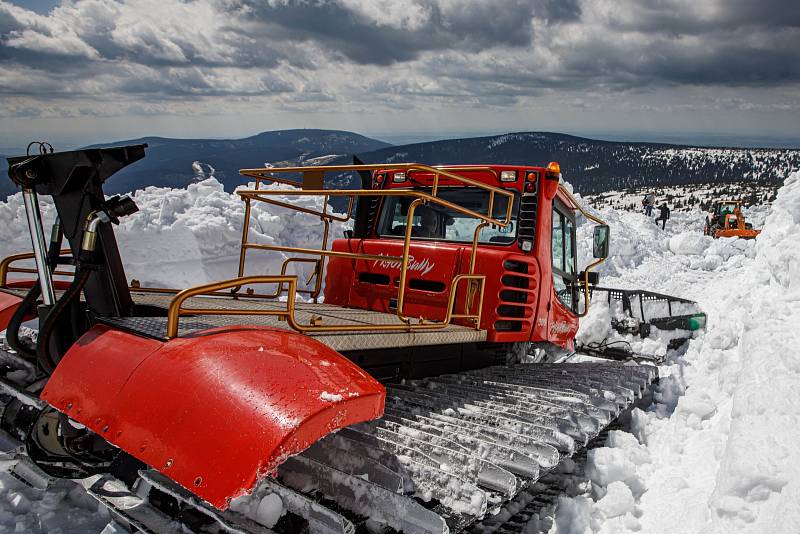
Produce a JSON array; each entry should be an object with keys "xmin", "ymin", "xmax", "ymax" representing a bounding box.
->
[
  {"xmin": 704, "ymin": 200, "xmax": 760, "ymax": 239},
  {"xmin": 0, "ymin": 145, "xmax": 702, "ymax": 533}
]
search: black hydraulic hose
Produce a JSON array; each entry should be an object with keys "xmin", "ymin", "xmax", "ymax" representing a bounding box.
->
[
  {"xmin": 5, "ymin": 283, "xmax": 41, "ymax": 359},
  {"xmin": 6, "ymin": 222, "xmax": 65, "ymax": 361},
  {"xmin": 35, "ymin": 268, "xmax": 90, "ymax": 375}
]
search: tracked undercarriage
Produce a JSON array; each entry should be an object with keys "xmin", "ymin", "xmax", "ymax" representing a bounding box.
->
[{"xmin": 0, "ymin": 327, "xmax": 655, "ymax": 533}]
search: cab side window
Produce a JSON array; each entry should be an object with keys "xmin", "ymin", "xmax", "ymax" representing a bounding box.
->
[
  {"xmin": 552, "ymin": 210, "xmax": 564, "ymax": 270},
  {"xmin": 551, "ymin": 204, "xmax": 578, "ymax": 311},
  {"xmin": 564, "ymin": 218, "xmax": 575, "ymax": 276}
]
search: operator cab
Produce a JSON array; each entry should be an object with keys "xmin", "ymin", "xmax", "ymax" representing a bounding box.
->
[{"xmin": 323, "ymin": 163, "xmax": 608, "ymax": 351}]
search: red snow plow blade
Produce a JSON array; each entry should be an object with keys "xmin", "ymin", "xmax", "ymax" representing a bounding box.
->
[
  {"xmin": 0, "ymin": 291, "xmax": 22, "ymax": 330},
  {"xmin": 41, "ymin": 324, "xmax": 385, "ymax": 509}
]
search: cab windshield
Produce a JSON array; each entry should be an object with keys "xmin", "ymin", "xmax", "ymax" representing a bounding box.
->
[{"xmin": 377, "ymin": 188, "xmax": 518, "ymax": 245}]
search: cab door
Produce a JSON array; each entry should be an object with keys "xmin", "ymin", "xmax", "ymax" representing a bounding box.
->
[{"xmin": 547, "ymin": 200, "xmax": 579, "ymax": 347}]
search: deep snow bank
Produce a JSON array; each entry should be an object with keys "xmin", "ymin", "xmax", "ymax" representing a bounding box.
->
[
  {"xmin": 558, "ymin": 172, "xmax": 800, "ymax": 534},
  {"xmin": 708, "ymin": 171, "xmax": 800, "ymax": 532},
  {"xmin": 0, "ymin": 178, "xmax": 340, "ymax": 289}
]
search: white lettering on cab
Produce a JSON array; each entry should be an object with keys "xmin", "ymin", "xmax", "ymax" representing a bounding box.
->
[{"xmin": 371, "ymin": 255, "xmax": 435, "ymax": 276}]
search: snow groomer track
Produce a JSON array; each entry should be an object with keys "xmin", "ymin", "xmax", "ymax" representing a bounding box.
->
[
  {"xmin": 231, "ymin": 362, "xmax": 655, "ymax": 534},
  {"xmin": 0, "ymin": 341, "xmax": 655, "ymax": 534}
]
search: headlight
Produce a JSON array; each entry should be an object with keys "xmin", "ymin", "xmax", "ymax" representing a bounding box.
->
[{"xmin": 500, "ymin": 170, "xmax": 517, "ymax": 182}]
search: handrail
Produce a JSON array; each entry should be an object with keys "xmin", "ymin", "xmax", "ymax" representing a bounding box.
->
[
  {"xmin": 237, "ymin": 188, "xmax": 512, "ymax": 226},
  {"xmin": 0, "ymin": 249, "xmax": 74, "ymax": 287},
  {"xmin": 167, "ymin": 276, "xmax": 298, "ymax": 338},
  {"xmin": 240, "ymin": 163, "xmax": 513, "ymax": 205},
  {"xmin": 165, "ymin": 274, "xmax": 485, "ymax": 339},
  {"xmin": 236, "ymin": 163, "xmax": 512, "ymax": 326},
  {"xmin": 557, "ymin": 184, "xmax": 608, "ymax": 317}
]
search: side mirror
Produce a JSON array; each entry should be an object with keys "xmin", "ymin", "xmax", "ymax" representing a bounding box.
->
[{"xmin": 593, "ymin": 224, "xmax": 610, "ymax": 258}]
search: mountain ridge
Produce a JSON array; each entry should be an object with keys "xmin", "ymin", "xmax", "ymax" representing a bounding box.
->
[
  {"xmin": 327, "ymin": 131, "xmax": 798, "ymax": 193},
  {"xmin": 2, "ymin": 130, "xmax": 798, "ymax": 200}
]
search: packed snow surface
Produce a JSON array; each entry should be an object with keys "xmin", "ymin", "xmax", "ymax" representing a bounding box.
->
[{"xmin": 0, "ymin": 168, "xmax": 799, "ymax": 533}]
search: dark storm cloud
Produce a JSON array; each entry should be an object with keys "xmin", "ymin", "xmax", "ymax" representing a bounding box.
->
[
  {"xmin": 608, "ymin": 0, "xmax": 800, "ymax": 34},
  {"xmin": 239, "ymin": 0, "xmax": 579, "ymax": 65},
  {"xmin": 0, "ymin": 0, "xmax": 797, "ymax": 108}
]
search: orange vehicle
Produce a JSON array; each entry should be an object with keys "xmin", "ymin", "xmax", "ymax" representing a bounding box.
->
[
  {"xmin": 704, "ymin": 200, "xmax": 760, "ymax": 239},
  {"xmin": 0, "ymin": 145, "xmax": 697, "ymax": 532}
]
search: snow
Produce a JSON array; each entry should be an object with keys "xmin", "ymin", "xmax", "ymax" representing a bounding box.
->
[
  {"xmin": 0, "ymin": 476, "xmax": 109, "ymax": 533},
  {"xmin": 319, "ymin": 391, "xmax": 344, "ymax": 402},
  {"xmin": 230, "ymin": 492, "xmax": 285, "ymax": 529},
  {"xmin": 1, "ymin": 163, "xmax": 799, "ymax": 533},
  {"xmin": 0, "ymin": 177, "xmax": 344, "ymax": 290},
  {"xmin": 553, "ymin": 170, "xmax": 800, "ymax": 534}
]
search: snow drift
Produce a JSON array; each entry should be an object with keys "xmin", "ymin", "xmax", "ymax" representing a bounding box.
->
[
  {"xmin": 0, "ymin": 178, "xmax": 341, "ymax": 289},
  {"xmin": 557, "ymin": 171, "xmax": 800, "ymax": 534}
]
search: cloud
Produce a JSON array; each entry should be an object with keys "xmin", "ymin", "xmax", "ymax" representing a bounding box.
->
[
  {"xmin": 238, "ymin": 0, "xmax": 581, "ymax": 65},
  {"xmin": 0, "ymin": 0, "xmax": 797, "ymax": 117}
]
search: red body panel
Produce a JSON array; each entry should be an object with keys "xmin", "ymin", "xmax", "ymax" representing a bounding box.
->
[
  {"xmin": 325, "ymin": 239, "xmax": 464, "ymax": 322},
  {"xmin": 41, "ymin": 324, "xmax": 385, "ymax": 508},
  {"xmin": 0, "ymin": 291, "xmax": 22, "ymax": 331},
  {"xmin": 325, "ymin": 239, "xmax": 545, "ymax": 342}
]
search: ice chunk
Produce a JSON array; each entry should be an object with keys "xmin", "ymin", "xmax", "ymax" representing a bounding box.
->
[
  {"xmin": 595, "ymin": 481, "xmax": 635, "ymax": 519},
  {"xmin": 254, "ymin": 493, "xmax": 285, "ymax": 528}
]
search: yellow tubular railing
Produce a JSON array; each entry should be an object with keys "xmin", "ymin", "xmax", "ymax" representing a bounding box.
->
[
  {"xmin": 235, "ymin": 163, "xmax": 512, "ymax": 325},
  {"xmin": 161, "ymin": 163, "xmax": 507, "ymax": 337},
  {"xmin": 167, "ymin": 276, "xmax": 298, "ymax": 338},
  {"xmin": 165, "ymin": 274, "xmax": 486, "ymax": 339},
  {"xmin": 557, "ymin": 184, "xmax": 608, "ymax": 317},
  {"xmin": 0, "ymin": 249, "xmax": 74, "ymax": 287}
]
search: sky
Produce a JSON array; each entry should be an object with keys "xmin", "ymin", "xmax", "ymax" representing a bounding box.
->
[{"xmin": 0, "ymin": 0, "xmax": 798, "ymax": 150}]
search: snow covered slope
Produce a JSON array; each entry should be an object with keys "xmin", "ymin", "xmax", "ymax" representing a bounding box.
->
[
  {"xmin": 0, "ymin": 170, "xmax": 798, "ymax": 533},
  {"xmin": 555, "ymin": 171, "xmax": 800, "ymax": 534}
]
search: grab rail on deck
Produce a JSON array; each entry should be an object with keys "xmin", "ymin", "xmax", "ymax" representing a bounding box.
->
[
  {"xmin": 165, "ymin": 273, "xmax": 486, "ymax": 339},
  {"xmin": 233, "ymin": 163, "xmax": 512, "ymax": 328},
  {"xmin": 0, "ymin": 250, "xmax": 74, "ymax": 287}
]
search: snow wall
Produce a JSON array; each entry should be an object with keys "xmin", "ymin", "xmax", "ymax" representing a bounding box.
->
[
  {"xmin": 0, "ymin": 178, "xmax": 339, "ymax": 289},
  {"xmin": 556, "ymin": 172, "xmax": 800, "ymax": 534}
]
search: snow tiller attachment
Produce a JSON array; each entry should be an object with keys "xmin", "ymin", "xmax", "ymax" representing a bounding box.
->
[
  {"xmin": 0, "ymin": 147, "xmax": 663, "ymax": 532},
  {"xmin": 574, "ymin": 287, "xmax": 707, "ymax": 362}
]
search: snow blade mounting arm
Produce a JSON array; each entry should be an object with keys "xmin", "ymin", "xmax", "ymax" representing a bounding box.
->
[{"xmin": 6, "ymin": 144, "xmax": 147, "ymax": 318}]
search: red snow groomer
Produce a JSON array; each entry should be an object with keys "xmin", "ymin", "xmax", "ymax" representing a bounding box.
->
[{"xmin": 0, "ymin": 145, "xmax": 668, "ymax": 533}]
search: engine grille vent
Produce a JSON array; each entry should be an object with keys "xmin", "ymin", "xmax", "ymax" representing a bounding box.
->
[
  {"xmin": 518, "ymin": 187, "xmax": 537, "ymax": 238},
  {"xmin": 495, "ymin": 256, "xmax": 537, "ymax": 333}
]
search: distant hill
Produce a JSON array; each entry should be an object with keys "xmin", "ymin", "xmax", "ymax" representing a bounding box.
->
[
  {"xmin": 326, "ymin": 132, "xmax": 800, "ymax": 193},
  {"xmin": 0, "ymin": 129, "xmax": 391, "ymax": 199},
  {"xmin": 3, "ymin": 130, "xmax": 798, "ymax": 201}
]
